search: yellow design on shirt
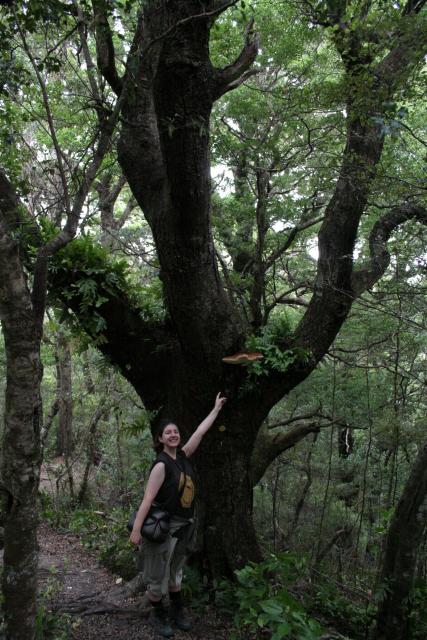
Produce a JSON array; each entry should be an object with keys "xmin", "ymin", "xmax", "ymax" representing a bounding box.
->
[{"xmin": 179, "ymin": 472, "xmax": 195, "ymax": 509}]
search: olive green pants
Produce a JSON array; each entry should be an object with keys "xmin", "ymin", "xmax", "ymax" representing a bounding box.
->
[{"xmin": 137, "ymin": 516, "xmax": 195, "ymax": 598}]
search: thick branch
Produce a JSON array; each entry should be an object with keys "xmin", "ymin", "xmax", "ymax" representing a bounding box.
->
[
  {"xmin": 276, "ymin": 9, "xmax": 427, "ymax": 372},
  {"xmin": 250, "ymin": 419, "xmax": 333, "ymax": 486},
  {"xmin": 49, "ymin": 263, "xmax": 176, "ymax": 410},
  {"xmin": 267, "ymin": 409, "xmax": 324, "ymax": 430},
  {"xmin": 118, "ymin": 2, "xmax": 245, "ymax": 368},
  {"xmin": 374, "ymin": 13, "xmax": 427, "ymax": 92},
  {"xmin": 352, "ymin": 204, "xmax": 427, "ymax": 296},
  {"xmin": 91, "ymin": 0, "xmax": 123, "ymax": 95},
  {"xmin": 213, "ymin": 19, "xmax": 259, "ymax": 99},
  {"xmin": 0, "ymin": 169, "xmax": 26, "ymax": 230}
]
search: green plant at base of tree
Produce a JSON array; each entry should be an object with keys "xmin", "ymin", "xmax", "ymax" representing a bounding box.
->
[
  {"xmin": 311, "ymin": 580, "xmax": 376, "ymax": 640},
  {"xmin": 210, "ymin": 553, "xmax": 324, "ymax": 639}
]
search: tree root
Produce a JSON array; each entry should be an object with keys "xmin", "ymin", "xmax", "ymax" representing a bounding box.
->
[{"xmin": 53, "ymin": 573, "xmax": 150, "ymax": 617}]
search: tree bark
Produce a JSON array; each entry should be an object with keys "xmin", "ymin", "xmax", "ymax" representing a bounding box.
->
[{"xmin": 196, "ymin": 427, "xmax": 263, "ymax": 576}]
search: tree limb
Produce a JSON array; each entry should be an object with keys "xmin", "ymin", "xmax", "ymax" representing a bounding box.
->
[
  {"xmin": 49, "ymin": 263, "xmax": 177, "ymax": 410},
  {"xmin": 213, "ymin": 18, "xmax": 259, "ymax": 99},
  {"xmin": 250, "ymin": 419, "xmax": 334, "ymax": 486},
  {"xmin": 264, "ymin": 214, "xmax": 324, "ymax": 270},
  {"xmin": 352, "ymin": 204, "xmax": 427, "ymax": 296},
  {"xmin": 91, "ymin": 0, "xmax": 123, "ymax": 96},
  {"xmin": 374, "ymin": 7, "xmax": 427, "ymax": 90},
  {"xmin": 32, "ymin": 83, "xmax": 121, "ymax": 337}
]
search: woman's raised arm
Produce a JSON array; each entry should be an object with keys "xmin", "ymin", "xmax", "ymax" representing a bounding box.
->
[{"xmin": 182, "ymin": 393, "xmax": 226, "ymax": 458}]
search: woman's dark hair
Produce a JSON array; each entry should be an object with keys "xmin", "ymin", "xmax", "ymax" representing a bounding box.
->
[{"xmin": 152, "ymin": 419, "xmax": 179, "ymax": 454}]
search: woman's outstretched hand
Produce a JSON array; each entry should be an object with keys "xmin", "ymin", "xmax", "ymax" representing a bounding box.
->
[{"xmin": 214, "ymin": 392, "xmax": 227, "ymax": 412}]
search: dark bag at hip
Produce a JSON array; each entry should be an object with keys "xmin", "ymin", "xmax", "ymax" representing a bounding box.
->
[{"xmin": 127, "ymin": 504, "xmax": 170, "ymax": 543}]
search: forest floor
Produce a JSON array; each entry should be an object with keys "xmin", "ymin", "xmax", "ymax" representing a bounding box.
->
[{"xmin": 38, "ymin": 522, "xmax": 233, "ymax": 640}]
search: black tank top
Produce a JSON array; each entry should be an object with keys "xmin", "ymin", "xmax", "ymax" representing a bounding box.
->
[{"xmin": 153, "ymin": 451, "xmax": 195, "ymax": 518}]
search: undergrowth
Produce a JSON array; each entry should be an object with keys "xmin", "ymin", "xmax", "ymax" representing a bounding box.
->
[
  {"xmin": 41, "ymin": 494, "xmax": 137, "ymax": 581},
  {"xmin": 186, "ymin": 553, "xmax": 324, "ymax": 640},
  {"xmin": 40, "ymin": 498, "xmax": 427, "ymax": 640},
  {"xmin": 0, "ymin": 564, "xmax": 77, "ymax": 639}
]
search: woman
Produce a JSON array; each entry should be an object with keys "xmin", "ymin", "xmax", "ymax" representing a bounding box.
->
[{"xmin": 130, "ymin": 392, "xmax": 226, "ymax": 638}]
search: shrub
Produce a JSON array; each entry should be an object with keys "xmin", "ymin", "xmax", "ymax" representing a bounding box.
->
[{"xmin": 213, "ymin": 553, "xmax": 324, "ymax": 640}]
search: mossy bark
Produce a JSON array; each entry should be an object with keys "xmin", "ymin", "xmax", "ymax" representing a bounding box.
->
[{"xmin": 0, "ymin": 169, "xmax": 42, "ymax": 640}]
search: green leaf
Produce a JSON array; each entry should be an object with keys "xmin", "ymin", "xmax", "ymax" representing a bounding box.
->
[
  {"xmin": 271, "ymin": 621, "xmax": 292, "ymax": 640},
  {"xmin": 260, "ymin": 599, "xmax": 283, "ymax": 616}
]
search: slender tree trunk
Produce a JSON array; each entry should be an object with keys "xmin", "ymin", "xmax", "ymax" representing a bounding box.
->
[
  {"xmin": 373, "ymin": 440, "xmax": 427, "ymax": 640},
  {"xmin": 78, "ymin": 403, "xmax": 107, "ymax": 504},
  {"xmin": 1, "ymin": 322, "xmax": 41, "ymax": 640},
  {"xmin": 288, "ymin": 432, "xmax": 317, "ymax": 542},
  {"xmin": 271, "ymin": 463, "xmax": 281, "ymax": 552},
  {"xmin": 0, "ymin": 171, "xmax": 42, "ymax": 639},
  {"xmin": 115, "ymin": 412, "xmax": 126, "ymax": 502},
  {"xmin": 55, "ymin": 330, "xmax": 73, "ymax": 457}
]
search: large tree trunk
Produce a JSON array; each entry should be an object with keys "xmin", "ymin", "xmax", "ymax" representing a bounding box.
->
[
  {"xmin": 67, "ymin": 0, "xmax": 427, "ymax": 578},
  {"xmin": 117, "ymin": 2, "xmax": 246, "ymax": 371},
  {"xmin": 373, "ymin": 440, "xmax": 427, "ymax": 640},
  {"xmin": 113, "ymin": 1, "xmax": 261, "ymax": 573},
  {"xmin": 196, "ymin": 421, "xmax": 263, "ymax": 576}
]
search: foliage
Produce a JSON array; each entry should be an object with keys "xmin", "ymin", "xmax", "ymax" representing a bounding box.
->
[
  {"xmin": 406, "ymin": 581, "xmax": 427, "ymax": 640},
  {"xmin": 311, "ymin": 580, "xmax": 375, "ymax": 640},
  {"xmin": 223, "ymin": 553, "xmax": 323, "ymax": 640},
  {"xmin": 180, "ymin": 566, "xmax": 212, "ymax": 610},
  {"xmin": 66, "ymin": 508, "xmax": 137, "ymax": 580},
  {"xmin": 49, "ymin": 234, "xmax": 165, "ymax": 334},
  {"xmin": 246, "ymin": 314, "xmax": 309, "ymax": 377},
  {"xmin": 39, "ymin": 491, "xmax": 72, "ymax": 530},
  {"xmin": 311, "ymin": 577, "xmax": 427, "ymax": 640},
  {"xmin": 34, "ymin": 576, "xmax": 76, "ymax": 640}
]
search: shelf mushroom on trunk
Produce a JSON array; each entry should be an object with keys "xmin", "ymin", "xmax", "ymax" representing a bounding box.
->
[{"xmin": 222, "ymin": 352, "xmax": 264, "ymax": 365}]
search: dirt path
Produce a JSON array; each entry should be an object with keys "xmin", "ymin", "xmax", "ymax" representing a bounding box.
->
[{"xmin": 38, "ymin": 523, "xmax": 232, "ymax": 640}]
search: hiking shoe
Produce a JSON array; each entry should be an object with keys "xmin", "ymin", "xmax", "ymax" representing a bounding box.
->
[
  {"xmin": 170, "ymin": 603, "xmax": 192, "ymax": 632},
  {"xmin": 149, "ymin": 608, "xmax": 174, "ymax": 638}
]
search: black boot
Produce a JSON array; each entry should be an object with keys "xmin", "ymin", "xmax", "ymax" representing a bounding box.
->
[
  {"xmin": 169, "ymin": 592, "xmax": 192, "ymax": 632},
  {"xmin": 149, "ymin": 599, "xmax": 174, "ymax": 638}
]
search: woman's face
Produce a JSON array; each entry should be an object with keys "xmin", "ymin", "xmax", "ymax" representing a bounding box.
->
[{"xmin": 158, "ymin": 423, "xmax": 180, "ymax": 449}]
